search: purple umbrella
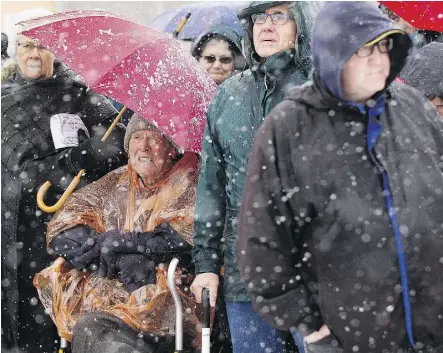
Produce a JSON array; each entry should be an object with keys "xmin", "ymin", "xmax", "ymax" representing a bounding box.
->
[{"xmin": 149, "ymin": 1, "xmax": 249, "ymax": 40}]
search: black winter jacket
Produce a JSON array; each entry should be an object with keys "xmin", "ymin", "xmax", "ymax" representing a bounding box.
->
[
  {"xmin": 1, "ymin": 60, "xmax": 127, "ymax": 351},
  {"xmin": 237, "ymin": 74, "xmax": 443, "ymax": 352}
]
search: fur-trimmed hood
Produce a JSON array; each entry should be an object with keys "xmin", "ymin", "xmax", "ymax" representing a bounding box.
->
[{"xmin": 1, "ymin": 58, "xmax": 18, "ymax": 83}]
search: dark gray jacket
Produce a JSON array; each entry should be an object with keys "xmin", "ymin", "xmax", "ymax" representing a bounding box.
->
[
  {"xmin": 192, "ymin": 1, "xmax": 319, "ymax": 301},
  {"xmin": 238, "ymin": 2, "xmax": 443, "ymax": 352}
]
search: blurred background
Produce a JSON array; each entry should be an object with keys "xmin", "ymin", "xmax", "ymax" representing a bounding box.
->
[
  {"xmin": 2, "ymin": 1, "xmax": 196, "ymax": 30},
  {"xmin": 1, "ymin": 1, "xmax": 249, "ymax": 53}
]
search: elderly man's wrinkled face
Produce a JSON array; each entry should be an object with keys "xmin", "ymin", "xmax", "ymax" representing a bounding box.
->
[
  {"xmin": 252, "ymin": 4, "xmax": 297, "ymax": 58},
  {"xmin": 341, "ymin": 38, "xmax": 392, "ymax": 103},
  {"xmin": 16, "ymin": 35, "xmax": 54, "ymax": 79},
  {"xmin": 128, "ymin": 130, "xmax": 177, "ymax": 184},
  {"xmin": 199, "ymin": 39, "xmax": 235, "ymax": 85}
]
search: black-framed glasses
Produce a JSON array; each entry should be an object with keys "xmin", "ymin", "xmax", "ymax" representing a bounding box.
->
[
  {"xmin": 356, "ymin": 38, "xmax": 394, "ymax": 58},
  {"xmin": 251, "ymin": 12, "xmax": 293, "ymax": 25},
  {"xmin": 17, "ymin": 41, "xmax": 46, "ymax": 52},
  {"xmin": 203, "ymin": 55, "xmax": 234, "ymax": 65}
]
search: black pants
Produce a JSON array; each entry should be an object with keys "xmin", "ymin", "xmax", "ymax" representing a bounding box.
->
[{"xmin": 72, "ymin": 311, "xmax": 193, "ymax": 353}]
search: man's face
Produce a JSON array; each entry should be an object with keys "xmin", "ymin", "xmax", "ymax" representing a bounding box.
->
[
  {"xmin": 198, "ymin": 39, "xmax": 235, "ymax": 85},
  {"xmin": 16, "ymin": 35, "xmax": 54, "ymax": 79},
  {"xmin": 128, "ymin": 130, "xmax": 176, "ymax": 184},
  {"xmin": 430, "ymin": 96, "xmax": 443, "ymax": 118},
  {"xmin": 252, "ymin": 4, "xmax": 297, "ymax": 58},
  {"xmin": 341, "ymin": 39, "xmax": 391, "ymax": 103}
]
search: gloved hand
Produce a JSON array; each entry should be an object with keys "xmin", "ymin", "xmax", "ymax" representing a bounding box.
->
[
  {"xmin": 69, "ymin": 130, "xmax": 127, "ymax": 179},
  {"xmin": 115, "ymin": 253, "xmax": 157, "ymax": 292},
  {"xmin": 95, "ymin": 230, "xmax": 139, "ymax": 279},
  {"xmin": 95, "ymin": 225, "xmax": 192, "ymax": 279}
]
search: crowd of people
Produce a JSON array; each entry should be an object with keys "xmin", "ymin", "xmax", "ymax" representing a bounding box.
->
[{"xmin": 1, "ymin": 1, "xmax": 443, "ymax": 353}]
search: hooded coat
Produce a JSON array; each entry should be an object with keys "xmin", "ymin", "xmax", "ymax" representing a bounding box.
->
[
  {"xmin": 191, "ymin": 25, "xmax": 243, "ymax": 59},
  {"xmin": 192, "ymin": 1, "xmax": 320, "ymax": 301},
  {"xmin": 238, "ymin": 2, "xmax": 443, "ymax": 352},
  {"xmin": 1, "ymin": 59, "xmax": 127, "ymax": 351},
  {"xmin": 401, "ymin": 42, "xmax": 443, "ymax": 99}
]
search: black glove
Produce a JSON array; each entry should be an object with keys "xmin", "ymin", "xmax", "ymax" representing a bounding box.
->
[
  {"xmin": 49, "ymin": 226, "xmax": 101, "ymax": 270},
  {"xmin": 96, "ymin": 230, "xmax": 139, "ymax": 279},
  {"xmin": 94, "ymin": 225, "xmax": 192, "ymax": 279},
  {"xmin": 115, "ymin": 254, "xmax": 157, "ymax": 292},
  {"xmin": 141, "ymin": 223, "xmax": 192, "ymax": 256},
  {"xmin": 69, "ymin": 130, "xmax": 127, "ymax": 179}
]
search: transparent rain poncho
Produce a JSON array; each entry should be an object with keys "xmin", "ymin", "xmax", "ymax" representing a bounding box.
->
[{"xmin": 34, "ymin": 152, "xmax": 202, "ymax": 345}]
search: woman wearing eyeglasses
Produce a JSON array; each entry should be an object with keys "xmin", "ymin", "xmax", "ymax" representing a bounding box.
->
[
  {"xmin": 191, "ymin": 26, "xmax": 243, "ymax": 85},
  {"xmin": 1, "ymin": 33, "xmax": 126, "ymax": 353}
]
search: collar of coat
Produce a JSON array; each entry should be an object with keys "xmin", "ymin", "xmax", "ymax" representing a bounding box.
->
[
  {"xmin": 1, "ymin": 59, "xmax": 83, "ymax": 98},
  {"xmin": 286, "ymin": 72, "xmax": 393, "ymax": 115},
  {"xmin": 250, "ymin": 49, "xmax": 300, "ymax": 80}
]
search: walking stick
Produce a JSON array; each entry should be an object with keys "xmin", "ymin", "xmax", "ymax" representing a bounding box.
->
[
  {"xmin": 168, "ymin": 258, "xmax": 183, "ymax": 353},
  {"xmin": 201, "ymin": 288, "xmax": 211, "ymax": 353}
]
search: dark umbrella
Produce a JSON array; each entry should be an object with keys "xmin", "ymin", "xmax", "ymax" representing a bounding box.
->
[{"xmin": 149, "ymin": 1, "xmax": 249, "ymax": 40}]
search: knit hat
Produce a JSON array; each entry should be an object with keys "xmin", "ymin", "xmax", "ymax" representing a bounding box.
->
[{"xmin": 123, "ymin": 113, "xmax": 179, "ymax": 153}]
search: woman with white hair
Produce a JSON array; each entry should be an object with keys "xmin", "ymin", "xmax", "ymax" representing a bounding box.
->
[{"xmin": 1, "ymin": 14, "xmax": 127, "ymax": 352}]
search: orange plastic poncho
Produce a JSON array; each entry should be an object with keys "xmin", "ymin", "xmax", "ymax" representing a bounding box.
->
[{"xmin": 33, "ymin": 152, "xmax": 201, "ymax": 343}]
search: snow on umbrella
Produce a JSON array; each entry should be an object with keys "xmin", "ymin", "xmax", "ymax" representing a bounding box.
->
[
  {"xmin": 18, "ymin": 10, "xmax": 217, "ymax": 213},
  {"xmin": 149, "ymin": 1, "xmax": 248, "ymax": 40},
  {"xmin": 380, "ymin": 1, "xmax": 443, "ymax": 32},
  {"xmin": 19, "ymin": 9, "xmax": 217, "ymax": 152}
]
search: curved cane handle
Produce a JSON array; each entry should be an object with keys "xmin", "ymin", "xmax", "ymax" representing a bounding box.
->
[{"xmin": 36, "ymin": 169, "xmax": 85, "ymax": 213}]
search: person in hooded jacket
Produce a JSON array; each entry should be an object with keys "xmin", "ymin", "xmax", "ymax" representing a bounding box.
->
[
  {"xmin": 238, "ymin": 2, "xmax": 443, "ymax": 353},
  {"xmin": 1, "ymin": 33, "xmax": 127, "ymax": 352},
  {"xmin": 190, "ymin": 2, "xmax": 320, "ymax": 352},
  {"xmin": 191, "ymin": 25, "xmax": 243, "ymax": 85},
  {"xmin": 401, "ymin": 42, "xmax": 443, "ymax": 117}
]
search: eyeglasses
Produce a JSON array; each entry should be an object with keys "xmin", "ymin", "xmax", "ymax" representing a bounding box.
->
[
  {"xmin": 203, "ymin": 55, "xmax": 234, "ymax": 65},
  {"xmin": 251, "ymin": 12, "xmax": 293, "ymax": 25},
  {"xmin": 356, "ymin": 38, "xmax": 394, "ymax": 58},
  {"xmin": 17, "ymin": 41, "xmax": 47, "ymax": 52}
]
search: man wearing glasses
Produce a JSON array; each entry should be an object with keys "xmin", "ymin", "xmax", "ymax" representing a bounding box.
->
[
  {"xmin": 190, "ymin": 2, "xmax": 319, "ymax": 352},
  {"xmin": 238, "ymin": 2, "xmax": 443, "ymax": 352}
]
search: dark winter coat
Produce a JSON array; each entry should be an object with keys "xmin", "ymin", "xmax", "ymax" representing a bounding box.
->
[
  {"xmin": 192, "ymin": 1, "xmax": 319, "ymax": 301},
  {"xmin": 401, "ymin": 42, "xmax": 443, "ymax": 98},
  {"xmin": 238, "ymin": 2, "xmax": 443, "ymax": 352},
  {"xmin": 1, "ymin": 60, "xmax": 127, "ymax": 352}
]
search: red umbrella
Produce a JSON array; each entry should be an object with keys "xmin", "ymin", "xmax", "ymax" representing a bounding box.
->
[
  {"xmin": 380, "ymin": 1, "xmax": 443, "ymax": 32},
  {"xmin": 18, "ymin": 10, "xmax": 217, "ymax": 153}
]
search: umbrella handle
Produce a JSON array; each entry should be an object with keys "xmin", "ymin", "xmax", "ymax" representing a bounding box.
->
[
  {"xmin": 36, "ymin": 169, "xmax": 85, "ymax": 213},
  {"xmin": 36, "ymin": 105, "xmax": 126, "ymax": 214},
  {"xmin": 101, "ymin": 105, "xmax": 127, "ymax": 142},
  {"xmin": 167, "ymin": 258, "xmax": 183, "ymax": 353},
  {"xmin": 173, "ymin": 11, "xmax": 192, "ymax": 38}
]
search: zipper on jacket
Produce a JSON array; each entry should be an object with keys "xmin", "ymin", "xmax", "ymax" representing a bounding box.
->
[{"xmin": 261, "ymin": 74, "xmax": 276, "ymax": 120}]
